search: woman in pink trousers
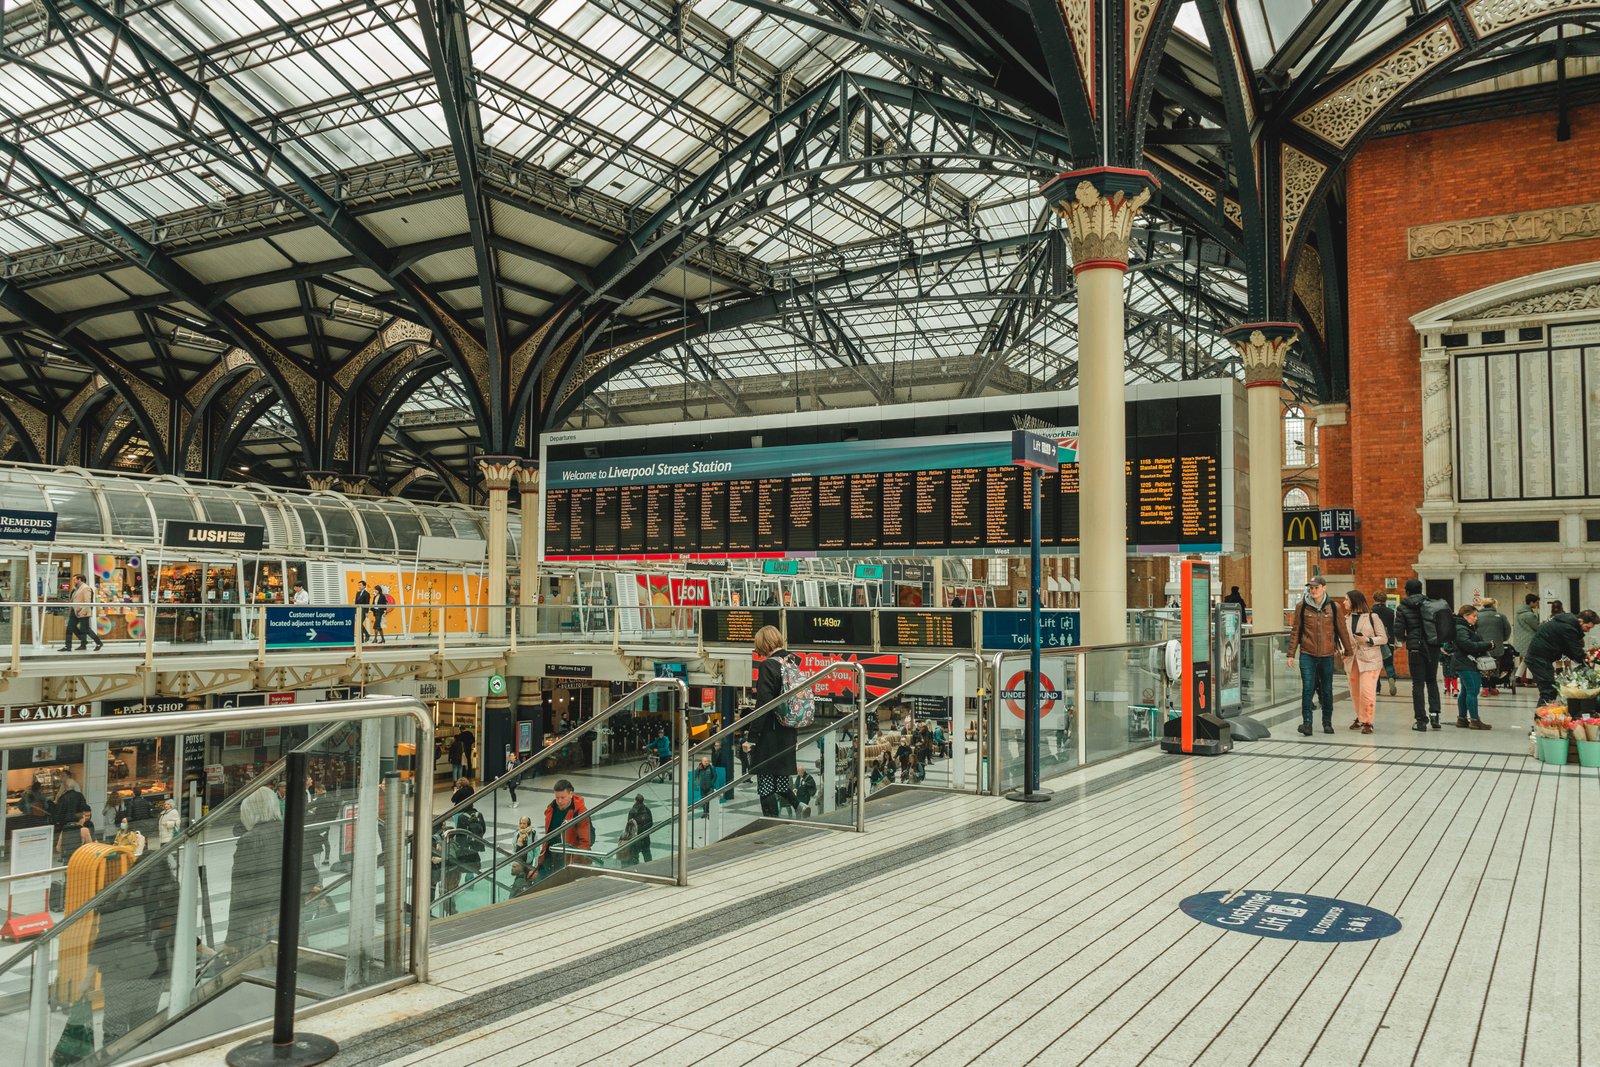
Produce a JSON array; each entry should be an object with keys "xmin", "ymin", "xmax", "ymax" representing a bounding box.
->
[{"xmin": 1344, "ymin": 589, "xmax": 1387, "ymax": 735}]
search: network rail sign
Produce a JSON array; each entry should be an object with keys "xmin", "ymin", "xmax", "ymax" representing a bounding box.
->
[{"xmin": 264, "ymin": 606, "xmax": 358, "ymax": 649}]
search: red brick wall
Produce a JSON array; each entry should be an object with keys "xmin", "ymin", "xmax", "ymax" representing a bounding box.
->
[{"xmin": 1344, "ymin": 103, "xmax": 1600, "ymax": 600}]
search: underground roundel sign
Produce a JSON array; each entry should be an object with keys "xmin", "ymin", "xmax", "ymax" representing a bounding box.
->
[
  {"xmin": 1180, "ymin": 890, "xmax": 1401, "ymax": 942},
  {"xmin": 1002, "ymin": 670, "xmax": 1060, "ymax": 719}
]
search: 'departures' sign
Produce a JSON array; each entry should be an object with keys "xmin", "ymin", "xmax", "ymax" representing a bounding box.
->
[
  {"xmin": 162, "ymin": 520, "xmax": 266, "ymax": 551},
  {"xmin": 0, "ymin": 508, "xmax": 57, "ymax": 543}
]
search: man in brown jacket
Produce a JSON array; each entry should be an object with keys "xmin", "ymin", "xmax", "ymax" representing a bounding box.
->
[{"xmin": 1287, "ymin": 576, "xmax": 1349, "ymax": 736}]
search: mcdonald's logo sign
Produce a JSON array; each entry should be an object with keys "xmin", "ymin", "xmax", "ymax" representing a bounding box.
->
[{"xmin": 1284, "ymin": 510, "xmax": 1319, "ymax": 547}]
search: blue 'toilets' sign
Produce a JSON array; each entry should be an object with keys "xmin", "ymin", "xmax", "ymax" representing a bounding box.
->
[
  {"xmin": 264, "ymin": 606, "xmax": 358, "ymax": 649},
  {"xmin": 980, "ymin": 610, "xmax": 1079, "ymax": 651},
  {"xmin": 1180, "ymin": 890, "xmax": 1401, "ymax": 942}
]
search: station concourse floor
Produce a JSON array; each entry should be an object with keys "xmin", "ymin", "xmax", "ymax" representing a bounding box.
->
[{"xmin": 172, "ymin": 683, "xmax": 1596, "ymax": 1067}]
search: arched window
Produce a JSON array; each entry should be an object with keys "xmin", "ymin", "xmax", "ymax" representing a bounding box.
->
[
  {"xmin": 1284, "ymin": 487, "xmax": 1311, "ymax": 509},
  {"xmin": 1283, "ymin": 406, "xmax": 1308, "ymax": 466}
]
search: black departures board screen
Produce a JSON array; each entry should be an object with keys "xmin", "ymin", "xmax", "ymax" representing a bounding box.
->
[
  {"xmin": 702, "ymin": 608, "xmax": 783, "ymax": 645},
  {"xmin": 542, "ymin": 393, "xmax": 1226, "ymax": 559},
  {"xmin": 879, "ymin": 610, "xmax": 974, "ymax": 650}
]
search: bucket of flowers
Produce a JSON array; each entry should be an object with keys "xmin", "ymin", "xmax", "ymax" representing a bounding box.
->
[
  {"xmin": 1575, "ymin": 716, "xmax": 1600, "ymax": 768},
  {"xmin": 1533, "ymin": 706, "xmax": 1573, "ymax": 765}
]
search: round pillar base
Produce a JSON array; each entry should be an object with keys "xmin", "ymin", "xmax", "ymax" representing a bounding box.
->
[
  {"xmin": 226, "ymin": 1034, "xmax": 339, "ymax": 1067},
  {"xmin": 1004, "ymin": 789, "xmax": 1054, "ymax": 804}
]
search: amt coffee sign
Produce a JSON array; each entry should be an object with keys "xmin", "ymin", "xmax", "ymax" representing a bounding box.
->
[{"xmin": 6, "ymin": 702, "xmax": 92, "ymax": 723}]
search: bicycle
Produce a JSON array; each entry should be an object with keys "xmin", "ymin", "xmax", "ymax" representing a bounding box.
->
[{"xmin": 637, "ymin": 751, "xmax": 670, "ymax": 783}]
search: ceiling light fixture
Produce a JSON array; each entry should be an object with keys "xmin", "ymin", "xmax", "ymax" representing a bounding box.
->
[
  {"xmin": 170, "ymin": 327, "xmax": 229, "ymax": 353},
  {"xmin": 325, "ymin": 297, "xmax": 386, "ymax": 326}
]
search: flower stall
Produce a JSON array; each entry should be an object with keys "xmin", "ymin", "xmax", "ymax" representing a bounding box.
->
[{"xmin": 1533, "ymin": 648, "xmax": 1600, "ymax": 766}]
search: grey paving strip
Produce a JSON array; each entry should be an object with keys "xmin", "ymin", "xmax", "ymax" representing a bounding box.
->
[
  {"xmin": 328, "ymin": 755, "xmax": 1176, "ymax": 1066},
  {"xmin": 1234, "ymin": 750, "xmax": 1571, "ymax": 777}
]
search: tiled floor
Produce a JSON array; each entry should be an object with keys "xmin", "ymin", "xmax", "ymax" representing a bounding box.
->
[{"xmin": 172, "ymin": 683, "xmax": 1596, "ymax": 1066}]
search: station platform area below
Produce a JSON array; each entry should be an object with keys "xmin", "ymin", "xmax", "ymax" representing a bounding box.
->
[{"xmin": 169, "ymin": 684, "xmax": 1592, "ymax": 1067}]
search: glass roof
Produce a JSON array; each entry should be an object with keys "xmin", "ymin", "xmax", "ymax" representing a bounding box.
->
[{"xmin": 0, "ymin": 0, "xmax": 1580, "ymax": 487}]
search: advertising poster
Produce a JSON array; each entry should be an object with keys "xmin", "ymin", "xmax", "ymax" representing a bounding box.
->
[{"xmin": 1216, "ymin": 604, "xmax": 1242, "ymax": 714}]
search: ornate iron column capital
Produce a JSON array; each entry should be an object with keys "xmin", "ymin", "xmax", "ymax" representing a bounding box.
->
[
  {"xmin": 1223, "ymin": 322, "xmax": 1300, "ymax": 389},
  {"xmin": 476, "ymin": 455, "xmax": 520, "ymax": 492},
  {"xmin": 1040, "ymin": 167, "xmax": 1160, "ymax": 273},
  {"xmin": 305, "ymin": 470, "xmax": 339, "ymax": 492},
  {"xmin": 514, "ymin": 463, "xmax": 541, "ymax": 494}
]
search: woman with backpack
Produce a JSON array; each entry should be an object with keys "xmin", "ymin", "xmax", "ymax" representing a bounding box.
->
[
  {"xmin": 749, "ymin": 625, "xmax": 801, "ymax": 818},
  {"xmin": 1449, "ymin": 605, "xmax": 1495, "ymax": 730}
]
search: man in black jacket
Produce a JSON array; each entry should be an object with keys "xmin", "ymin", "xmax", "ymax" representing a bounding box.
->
[
  {"xmin": 1393, "ymin": 580, "xmax": 1441, "ymax": 731},
  {"xmin": 1526, "ymin": 610, "xmax": 1600, "ymax": 705},
  {"xmin": 1372, "ymin": 592, "xmax": 1398, "ymax": 698}
]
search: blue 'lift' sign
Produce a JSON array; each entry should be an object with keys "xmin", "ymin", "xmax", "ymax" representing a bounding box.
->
[
  {"xmin": 1180, "ymin": 890, "xmax": 1401, "ymax": 942},
  {"xmin": 264, "ymin": 606, "xmax": 358, "ymax": 649}
]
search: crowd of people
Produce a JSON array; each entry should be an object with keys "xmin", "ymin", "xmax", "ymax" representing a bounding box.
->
[{"xmin": 1292, "ymin": 576, "xmax": 1598, "ymax": 734}]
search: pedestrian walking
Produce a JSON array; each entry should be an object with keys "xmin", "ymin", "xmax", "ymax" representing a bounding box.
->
[
  {"xmin": 1371, "ymin": 591, "xmax": 1399, "ymax": 697},
  {"xmin": 354, "ymin": 580, "xmax": 371, "ymax": 641},
  {"xmin": 1287, "ymin": 576, "xmax": 1351, "ymax": 736},
  {"xmin": 1512, "ymin": 593, "xmax": 1541, "ymax": 687},
  {"xmin": 60, "ymin": 574, "xmax": 104, "ymax": 652},
  {"xmin": 1448, "ymin": 604, "xmax": 1493, "ymax": 729},
  {"xmin": 749, "ymin": 625, "xmax": 802, "ymax": 814},
  {"xmin": 1474, "ymin": 597, "xmax": 1511, "ymax": 695},
  {"xmin": 1394, "ymin": 579, "xmax": 1447, "ymax": 731},
  {"xmin": 1344, "ymin": 590, "xmax": 1386, "ymax": 735}
]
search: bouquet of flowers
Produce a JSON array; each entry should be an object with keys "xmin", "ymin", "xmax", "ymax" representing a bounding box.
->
[
  {"xmin": 1575, "ymin": 716, "xmax": 1600, "ymax": 743},
  {"xmin": 1556, "ymin": 647, "xmax": 1600, "ymax": 697},
  {"xmin": 1534, "ymin": 706, "xmax": 1572, "ymax": 739}
]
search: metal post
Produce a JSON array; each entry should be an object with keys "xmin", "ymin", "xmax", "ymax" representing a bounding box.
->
[
  {"xmin": 853, "ymin": 669, "xmax": 867, "ymax": 832},
  {"xmin": 24, "ymin": 944, "xmax": 48, "ymax": 1067},
  {"xmin": 382, "ymin": 771, "xmax": 404, "ymax": 973},
  {"xmin": 1007, "ymin": 470, "xmax": 1051, "ymax": 803},
  {"xmin": 169, "ymin": 783, "xmax": 202, "ymax": 1015},
  {"xmin": 225, "ymin": 751, "xmax": 337, "ymax": 1067},
  {"xmin": 674, "ymin": 681, "xmax": 689, "ymax": 886}
]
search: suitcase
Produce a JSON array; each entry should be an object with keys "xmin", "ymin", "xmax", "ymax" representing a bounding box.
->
[{"xmin": 49, "ymin": 879, "xmax": 65, "ymax": 913}]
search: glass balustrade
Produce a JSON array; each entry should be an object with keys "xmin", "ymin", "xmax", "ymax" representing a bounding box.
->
[
  {"xmin": 0, "ymin": 698, "xmax": 429, "ymax": 1067},
  {"xmin": 428, "ymin": 679, "xmax": 688, "ymax": 921}
]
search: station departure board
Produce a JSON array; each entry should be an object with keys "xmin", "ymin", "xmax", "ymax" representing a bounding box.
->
[
  {"xmin": 701, "ymin": 608, "xmax": 783, "ymax": 646},
  {"xmin": 879, "ymin": 610, "xmax": 975, "ymax": 651},
  {"xmin": 543, "ymin": 394, "xmax": 1226, "ymax": 560}
]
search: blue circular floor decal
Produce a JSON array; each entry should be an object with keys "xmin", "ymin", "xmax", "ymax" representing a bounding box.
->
[{"xmin": 1180, "ymin": 890, "xmax": 1401, "ymax": 942}]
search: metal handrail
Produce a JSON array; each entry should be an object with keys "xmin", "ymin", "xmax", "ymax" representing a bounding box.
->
[
  {"xmin": 864, "ymin": 653, "xmax": 985, "ymax": 711},
  {"xmin": 687, "ymin": 659, "xmax": 868, "ymax": 832},
  {"xmin": 0, "ymin": 696, "xmax": 435, "ymax": 982},
  {"xmin": 689, "ymin": 658, "xmax": 856, "ymax": 756},
  {"xmin": 433, "ymin": 677, "xmax": 688, "ymax": 829}
]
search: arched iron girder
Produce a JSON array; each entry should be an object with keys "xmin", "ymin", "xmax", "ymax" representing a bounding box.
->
[
  {"xmin": 543, "ymin": 228, "xmax": 1063, "ymax": 427},
  {"xmin": 23, "ymin": 0, "xmax": 494, "ymax": 445},
  {"xmin": 0, "ymin": 277, "xmax": 174, "ymax": 472},
  {"xmin": 517, "ymin": 72, "xmax": 1081, "ymax": 407},
  {"xmin": 0, "ymin": 134, "xmax": 320, "ymax": 455},
  {"xmin": 1272, "ymin": 9, "xmax": 1600, "ymax": 309}
]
